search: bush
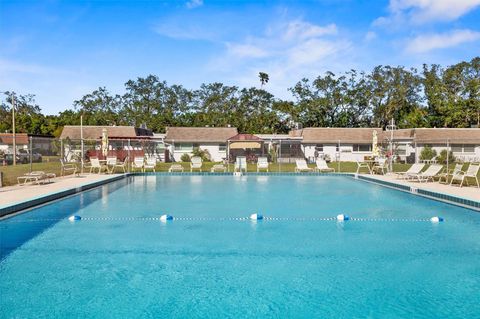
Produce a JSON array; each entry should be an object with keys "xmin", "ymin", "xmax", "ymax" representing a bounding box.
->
[
  {"xmin": 180, "ymin": 153, "xmax": 191, "ymax": 162},
  {"xmin": 420, "ymin": 146, "xmax": 437, "ymax": 161},
  {"xmin": 192, "ymin": 148, "xmax": 211, "ymax": 162},
  {"xmin": 437, "ymin": 150, "xmax": 455, "ymax": 165}
]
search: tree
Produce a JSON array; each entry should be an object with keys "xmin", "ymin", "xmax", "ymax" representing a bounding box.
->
[{"xmin": 258, "ymin": 72, "xmax": 269, "ymax": 89}]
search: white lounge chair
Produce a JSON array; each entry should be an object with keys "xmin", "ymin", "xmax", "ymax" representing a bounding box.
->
[
  {"xmin": 169, "ymin": 164, "xmax": 184, "ymax": 172},
  {"xmin": 356, "ymin": 160, "xmax": 371, "ymax": 174},
  {"xmin": 190, "ymin": 156, "xmax": 203, "ymax": 172},
  {"xmin": 89, "ymin": 157, "xmax": 104, "ymax": 174},
  {"xmin": 60, "ymin": 159, "xmax": 78, "ymax": 176},
  {"xmin": 314, "ymin": 159, "xmax": 335, "ymax": 172},
  {"xmin": 132, "ymin": 157, "xmax": 145, "ymax": 172},
  {"xmin": 257, "ymin": 157, "xmax": 269, "ymax": 172},
  {"xmin": 372, "ymin": 158, "xmax": 387, "ymax": 175},
  {"xmin": 17, "ymin": 171, "xmax": 56, "ymax": 185},
  {"xmin": 106, "ymin": 156, "xmax": 117, "ymax": 174},
  {"xmin": 395, "ymin": 163, "xmax": 425, "ymax": 179},
  {"xmin": 438, "ymin": 163, "xmax": 463, "ymax": 184},
  {"xmin": 144, "ymin": 157, "xmax": 156, "ymax": 172},
  {"xmin": 211, "ymin": 164, "xmax": 226, "ymax": 172},
  {"xmin": 235, "ymin": 156, "xmax": 247, "ymax": 172},
  {"xmin": 112, "ymin": 157, "xmax": 128, "ymax": 173},
  {"xmin": 295, "ymin": 159, "xmax": 312, "ymax": 173},
  {"xmin": 407, "ymin": 164, "xmax": 443, "ymax": 183},
  {"xmin": 450, "ymin": 164, "xmax": 479, "ymax": 188}
]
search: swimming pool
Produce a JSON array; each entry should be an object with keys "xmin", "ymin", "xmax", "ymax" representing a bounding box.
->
[{"xmin": 1, "ymin": 175, "xmax": 479, "ymax": 318}]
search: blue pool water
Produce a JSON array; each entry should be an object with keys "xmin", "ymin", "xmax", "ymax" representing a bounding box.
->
[{"xmin": 1, "ymin": 175, "xmax": 480, "ymax": 318}]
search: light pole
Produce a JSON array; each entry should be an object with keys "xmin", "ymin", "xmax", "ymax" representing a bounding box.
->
[{"xmin": 2, "ymin": 92, "xmax": 16, "ymax": 165}]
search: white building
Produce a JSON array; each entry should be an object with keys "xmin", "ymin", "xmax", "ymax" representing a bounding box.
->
[
  {"xmin": 294, "ymin": 128, "xmax": 383, "ymax": 163},
  {"xmin": 164, "ymin": 127, "xmax": 238, "ymax": 162},
  {"xmin": 409, "ymin": 128, "xmax": 480, "ymax": 163}
]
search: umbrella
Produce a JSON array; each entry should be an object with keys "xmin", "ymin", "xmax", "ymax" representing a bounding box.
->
[
  {"xmin": 372, "ymin": 130, "xmax": 379, "ymax": 157},
  {"xmin": 101, "ymin": 128, "xmax": 109, "ymax": 157}
]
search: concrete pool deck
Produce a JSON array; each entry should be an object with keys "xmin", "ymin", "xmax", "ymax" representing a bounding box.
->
[
  {"xmin": 0, "ymin": 174, "xmax": 125, "ymax": 217},
  {"xmin": 360, "ymin": 174, "xmax": 480, "ymax": 202}
]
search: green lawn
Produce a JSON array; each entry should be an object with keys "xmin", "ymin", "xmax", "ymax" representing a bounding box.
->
[{"xmin": 1, "ymin": 161, "xmax": 478, "ymax": 187}]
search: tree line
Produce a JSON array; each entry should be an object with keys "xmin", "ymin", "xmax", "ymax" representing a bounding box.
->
[{"xmin": 1, "ymin": 57, "xmax": 479, "ymax": 137}]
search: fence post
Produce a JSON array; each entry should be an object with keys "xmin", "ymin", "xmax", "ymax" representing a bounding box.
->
[
  {"xmin": 279, "ymin": 140, "xmax": 282, "ymax": 173},
  {"xmin": 29, "ymin": 136, "xmax": 33, "ymax": 173},
  {"xmin": 127, "ymin": 139, "xmax": 131, "ymax": 173}
]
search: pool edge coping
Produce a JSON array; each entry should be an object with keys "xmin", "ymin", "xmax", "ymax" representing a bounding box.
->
[
  {"xmin": 1, "ymin": 172, "xmax": 478, "ymax": 218},
  {"xmin": 356, "ymin": 175, "xmax": 480, "ymax": 212},
  {"xmin": 0, "ymin": 174, "xmax": 127, "ymax": 218}
]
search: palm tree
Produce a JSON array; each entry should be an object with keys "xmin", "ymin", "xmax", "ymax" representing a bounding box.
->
[{"xmin": 258, "ymin": 72, "xmax": 269, "ymax": 89}]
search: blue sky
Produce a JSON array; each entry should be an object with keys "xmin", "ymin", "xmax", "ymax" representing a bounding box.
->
[{"xmin": 1, "ymin": 0, "xmax": 479, "ymax": 114}]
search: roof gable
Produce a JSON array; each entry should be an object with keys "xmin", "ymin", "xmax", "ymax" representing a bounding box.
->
[{"xmin": 165, "ymin": 127, "xmax": 238, "ymax": 143}]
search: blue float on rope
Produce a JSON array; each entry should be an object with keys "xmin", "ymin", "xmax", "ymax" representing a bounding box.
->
[
  {"xmin": 160, "ymin": 214, "xmax": 173, "ymax": 222},
  {"xmin": 250, "ymin": 213, "xmax": 263, "ymax": 220},
  {"xmin": 68, "ymin": 215, "xmax": 82, "ymax": 221}
]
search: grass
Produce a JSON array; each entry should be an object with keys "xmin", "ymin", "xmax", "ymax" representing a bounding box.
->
[{"xmin": 1, "ymin": 161, "xmax": 478, "ymax": 187}]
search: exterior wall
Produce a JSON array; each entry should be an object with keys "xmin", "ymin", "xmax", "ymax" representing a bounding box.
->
[
  {"xmin": 172, "ymin": 143, "xmax": 226, "ymax": 162},
  {"xmin": 416, "ymin": 143, "xmax": 480, "ymax": 162},
  {"xmin": 302, "ymin": 144, "xmax": 374, "ymax": 162}
]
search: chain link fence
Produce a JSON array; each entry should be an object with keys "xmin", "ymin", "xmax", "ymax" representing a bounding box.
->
[{"xmin": 0, "ymin": 136, "xmax": 479, "ymax": 186}]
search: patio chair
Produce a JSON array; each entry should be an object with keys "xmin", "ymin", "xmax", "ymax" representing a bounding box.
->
[
  {"xmin": 190, "ymin": 156, "xmax": 203, "ymax": 172},
  {"xmin": 60, "ymin": 159, "xmax": 78, "ymax": 176},
  {"xmin": 257, "ymin": 157, "xmax": 269, "ymax": 172},
  {"xmin": 420, "ymin": 156, "xmax": 438, "ymax": 164},
  {"xmin": 17, "ymin": 171, "xmax": 56, "ymax": 185},
  {"xmin": 407, "ymin": 164, "xmax": 443, "ymax": 183},
  {"xmin": 106, "ymin": 156, "xmax": 117, "ymax": 174},
  {"xmin": 395, "ymin": 163, "xmax": 425, "ymax": 179},
  {"xmin": 144, "ymin": 157, "xmax": 157, "ymax": 172},
  {"xmin": 132, "ymin": 157, "xmax": 145, "ymax": 172},
  {"xmin": 314, "ymin": 159, "xmax": 335, "ymax": 173},
  {"xmin": 211, "ymin": 164, "xmax": 226, "ymax": 172},
  {"xmin": 112, "ymin": 157, "xmax": 128, "ymax": 173},
  {"xmin": 89, "ymin": 157, "xmax": 104, "ymax": 174},
  {"xmin": 234, "ymin": 156, "xmax": 247, "ymax": 172},
  {"xmin": 438, "ymin": 163, "xmax": 463, "ymax": 184},
  {"xmin": 372, "ymin": 158, "xmax": 387, "ymax": 175},
  {"xmin": 356, "ymin": 160, "xmax": 372, "ymax": 174},
  {"xmin": 295, "ymin": 159, "xmax": 313, "ymax": 173},
  {"xmin": 169, "ymin": 164, "xmax": 184, "ymax": 172},
  {"xmin": 450, "ymin": 164, "xmax": 479, "ymax": 188}
]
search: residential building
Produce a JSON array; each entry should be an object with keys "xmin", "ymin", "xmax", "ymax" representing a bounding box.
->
[{"xmin": 164, "ymin": 126, "xmax": 238, "ymax": 162}]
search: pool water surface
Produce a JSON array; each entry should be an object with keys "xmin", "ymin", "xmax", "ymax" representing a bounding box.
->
[{"xmin": 1, "ymin": 175, "xmax": 479, "ymax": 318}]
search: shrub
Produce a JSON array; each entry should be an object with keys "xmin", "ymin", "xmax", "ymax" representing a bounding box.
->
[
  {"xmin": 437, "ymin": 150, "xmax": 455, "ymax": 165},
  {"xmin": 420, "ymin": 146, "xmax": 437, "ymax": 161},
  {"xmin": 192, "ymin": 148, "xmax": 211, "ymax": 162},
  {"xmin": 180, "ymin": 153, "xmax": 191, "ymax": 162}
]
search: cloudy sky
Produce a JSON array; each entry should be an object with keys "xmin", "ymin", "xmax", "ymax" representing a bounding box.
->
[{"xmin": 1, "ymin": 0, "xmax": 479, "ymax": 114}]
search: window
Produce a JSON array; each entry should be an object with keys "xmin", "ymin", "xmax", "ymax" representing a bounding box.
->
[
  {"xmin": 451, "ymin": 144, "xmax": 463, "ymax": 153},
  {"xmin": 396, "ymin": 144, "xmax": 407, "ymax": 156},
  {"xmin": 452, "ymin": 144, "xmax": 476, "ymax": 153},
  {"xmin": 174, "ymin": 143, "xmax": 193, "ymax": 151},
  {"xmin": 352, "ymin": 144, "xmax": 372, "ymax": 152},
  {"xmin": 315, "ymin": 144, "xmax": 323, "ymax": 152},
  {"xmin": 464, "ymin": 145, "xmax": 475, "ymax": 153},
  {"xmin": 219, "ymin": 144, "xmax": 227, "ymax": 152}
]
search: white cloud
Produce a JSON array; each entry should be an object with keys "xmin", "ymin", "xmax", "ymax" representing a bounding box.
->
[
  {"xmin": 375, "ymin": 0, "xmax": 480, "ymax": 25},
  {"xmin": 208, "ymin": 19, "xmax": 351, "ymax": 99},
  {"xmin": 186, "ymin": 0, "xmax": 203, "ymax": 9},
  {"xmin": 225, "ymin": 43, "xmax": 270, "ymax": 58},
  {"xmin": 283, "ymin": 21, "xmax": 337, "ymax": 40},
  {"xmin": 364, "ymin": 31, "xmax": 377, "ymax": 41},
  {"xmin": 405, "ymin": 29, "xmax": 480, "ymax": 53}
]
